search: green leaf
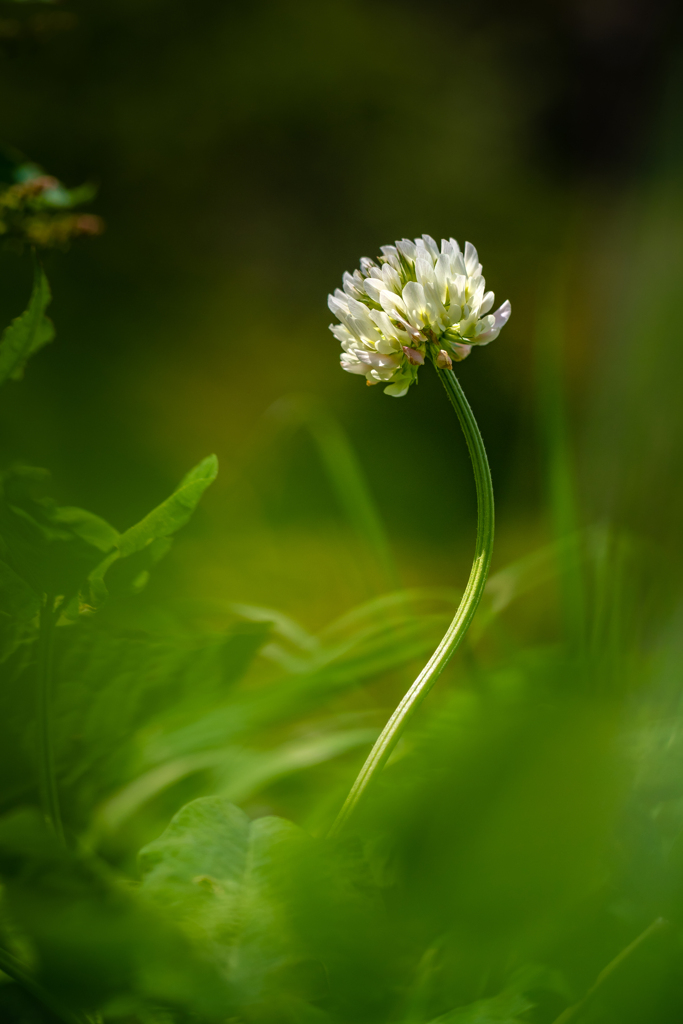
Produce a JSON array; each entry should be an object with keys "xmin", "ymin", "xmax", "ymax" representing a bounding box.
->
[
  {"xmin": 0, "ymin": 266, "xmax": 54, "ymax": 386},
  {"xmin": 49, "ymin": 506, "xmax": 119, "ymax": 554},
  {"xmin": 0, "ymin": 466, "xmax": 119, "ymax": 599},
  {"xmin": 0, "ymin": 809, "xmax": 231, "ymax": 1018},
  {"xmin": 87, "ymin": 455, "xmax": 218, "ymax": 603},
  {"xmin": 0, "ymin": 558, "xmax": 40, "ymax": 662},
  {"xmin": 139, "ymin": 796, "xmax": 312, "ymax": 1009},
  {"xmin": 428, "ymin": 991, "xmax": 533, "ymax": 1024},
  {"xmin": 118, "ymin": 455, "xmax": 218, "ymax": 558},
  {"xmin": 93, "ymin": 726, "xmax": 376, "ymax": 837}
]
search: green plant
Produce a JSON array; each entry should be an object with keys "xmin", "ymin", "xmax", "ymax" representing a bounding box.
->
[{"xmin": 1, "ymin": 215, "xmax": 683, "ymax": 1024}]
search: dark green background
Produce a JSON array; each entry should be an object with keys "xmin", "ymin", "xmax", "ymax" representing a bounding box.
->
[{"xmin": 0, "ymin": 0, "xmax": 682, "ymax": 622}]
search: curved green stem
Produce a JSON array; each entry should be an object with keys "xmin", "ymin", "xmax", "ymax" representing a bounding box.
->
[
  {"xmin": 329, "ymin": 361, "xmax": 495, "ymax": 837},
  {"xmin": 37, "ymin": 595, "xmax": 65, "ymax": 844}
]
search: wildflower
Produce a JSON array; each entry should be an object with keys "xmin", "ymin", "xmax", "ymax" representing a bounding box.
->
[{"xmin": 329, "ymin": 235, "xmax": 511, "ymax": 396}]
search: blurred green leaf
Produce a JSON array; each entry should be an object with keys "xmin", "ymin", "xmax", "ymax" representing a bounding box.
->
[
  {"xmin": 88, "ymin": 454, "xmax": 218, "ymax": 604},
  {"xmin": 0, "ymin": 558, "xmax": 40, "ymax": 661},
  {"xmin": 93, "ymin": 726, "xmax": 377, "ymax": 837},
  {"xmin": 428, "ymin": 990, "xmax": 532, "ymax": 1024},
  {"xmin": 0, "ymin": 466, "xmax": 118, "ymax": 600},
  {"xmin": 0, "ymin": 809, "xmax": 231, "ymax": 1019},
  {"xmin": 139, "ymin": 796, "xmax": 314, "ymax": 1012},
  {"xmin": 0, "ymin": 265, "xmax": 54, "ymax": 386}
]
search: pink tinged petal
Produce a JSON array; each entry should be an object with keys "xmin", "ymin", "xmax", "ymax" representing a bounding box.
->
[
  {"xmin": 451, "ymin": 342, "xmax": 472, "ymax": 361},
  {"xmin": 402, "ymin": 345, "xmax": 424, "ymax": 365},
  {"xmin": 492, "ymin": 299, "xmax": 511, "ymax": 329},
  {"xmin": 480, "ymin": 290, "xmax": 495, "ymax": 315},
  {"xmin": 464, "ymin": 241, "xmax": 479, "ymax": 276},
  {"xmin": 473, "ymin": 328, "xmax": 500, "ymax": 346},
  {"xmin": 419, "ymin": 234, "xmax": 440, "ymax": 260},
  {"xmin": 436, "ymin": 349, "xmax": 452, "ymax": 369}
]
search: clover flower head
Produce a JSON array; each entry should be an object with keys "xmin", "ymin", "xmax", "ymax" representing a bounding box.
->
[{"xmin": 329, "ymin": 235, "xmax": 511, "ymax": 396}]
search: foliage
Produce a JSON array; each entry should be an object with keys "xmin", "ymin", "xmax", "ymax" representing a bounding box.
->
[
  {"xmin": 0, "ymin": 149, "xmax": 102, "ymax": 251},
  {"xmin": 2, "ymin": 161, "xmax": 683, "ymax": 1024}
]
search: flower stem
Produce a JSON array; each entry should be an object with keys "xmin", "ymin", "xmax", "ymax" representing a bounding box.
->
[
  {"xmin": 329, "ymin": 360, "xmax": 495, "ymax": 837},
  {"xmin": 37, "ymin": 595, "xmax": 65, "ymax": 844}
]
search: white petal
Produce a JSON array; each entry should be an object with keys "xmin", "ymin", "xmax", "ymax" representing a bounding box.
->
[
  {"xmin": 480, "ymin": 290, "xmax": 495, "ymax": 315},
  {"xmin": 492, "ymin": 299, "xmax": 511, "ymax": 329},
  {"xmin": 415, "ymin": 253, "xmax": 436, "ymax": 288},
  {"xmin": 401, "ymin": 281, "xmax": 428, "ymax": 327},
  {"xmin": 328, "ymin": 293, "xmax": 348, "ymax": 318},
  {"xmin": 452, "ymin": 251, "xmax": 467, "ymax": 275},
  {"xmin": 360, "ymin": 256, "xmax": 379, "ymax": 277},
  {"xmin": 381, "ymin": 263, "xmax": 402, "ymax": 294},
  {"xmin": 380, "ymin": 289, "xmax": 408, "ymax": 317},
  {"xmin": 434, "ymin": 254, "xmax": 450, "ymax": 304},
  {"xmin": 396, "ymin": 238, "xmax": 417, "ymax": 261},
  {"xmin": 363, "ymin": 277, "xmax": 384, "ymax": 303},
  {"xmin": 469, "ymin": 280, "xmax": 485, "ymax": 313},
  {"xmin": 369, "ymin": 311, "xmax": 404, "ymax": 347},
  {"xmin": 474, "ymin": 315, "xmax": 495, "ymax": 336},
  {"xmin": 340, "ymin": 354, "xmax": 368, "ymax": 375},
  {"xmin": 464, "ymin": 241, "xmax": 479, "ymax": 276},
  {"xmin": 329, "ymin": 323, "xmax": 355, "ymax": 345},
  {"xmin": 473, "ymin": 327, "xmax": 500, "ymax": 346},
  {"xmin": 342, "ymin": 271, "xmax": 364, "ymax": 300},
  {"xmin": 420, "ymin": 234, "xmax": 440, "ymax": 260}
]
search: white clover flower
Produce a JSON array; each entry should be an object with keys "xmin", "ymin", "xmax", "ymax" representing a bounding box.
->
[{"xmin": 329, "ymin": 235, "xmax": 511, "ymax": 397}]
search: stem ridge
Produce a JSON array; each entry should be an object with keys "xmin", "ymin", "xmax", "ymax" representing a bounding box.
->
[{"xmin": 329, "ymin": 363, "xmax": 495, "ymax": 836}]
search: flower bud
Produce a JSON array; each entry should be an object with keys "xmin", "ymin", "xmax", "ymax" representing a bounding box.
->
[
  {"xmin": 436, "ymin": 349, "xmax": 452, "ymax": 369},
  {"xmin": 402, "ymin": 345, "xmax": 424, "ymax": 366}
]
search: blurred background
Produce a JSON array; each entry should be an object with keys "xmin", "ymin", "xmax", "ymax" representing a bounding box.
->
[{"xmin": 0, "ymin": 0, "xmax": 681, "ymax": 627}]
